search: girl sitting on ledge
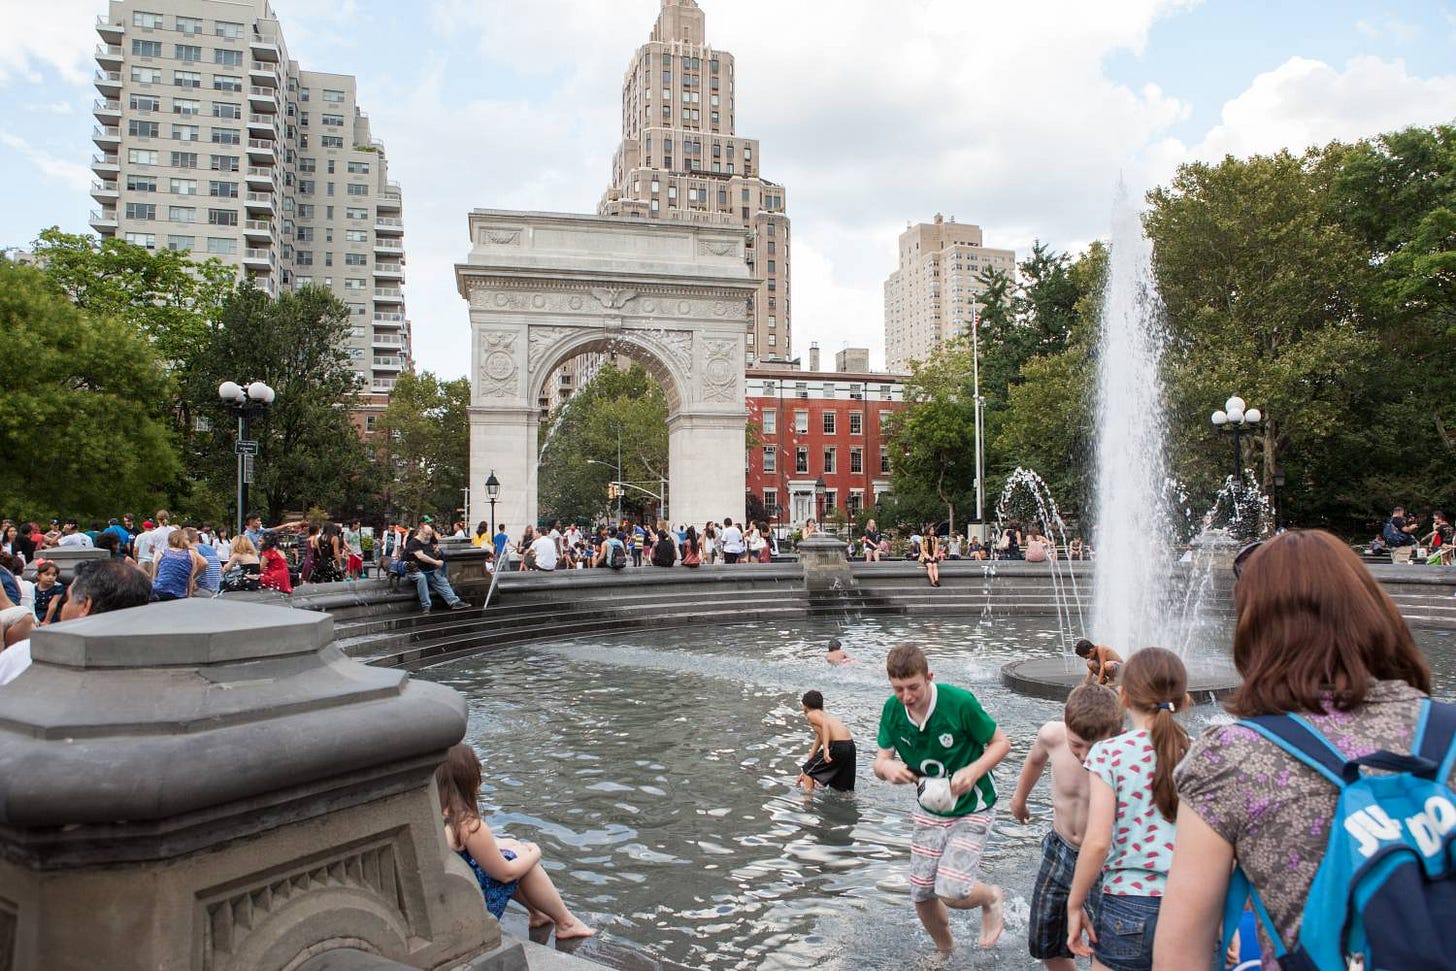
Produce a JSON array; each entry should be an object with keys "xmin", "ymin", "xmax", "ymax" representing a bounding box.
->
[{"xmin": 435, "ymin": 743, "xmax": 595, "ymax": 940}]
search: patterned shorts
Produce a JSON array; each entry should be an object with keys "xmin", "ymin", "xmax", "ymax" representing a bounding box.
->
[
  {"xmin": 908, "ymin": 808, "xmax": 994, "ymax": 903},
  {"xmin": 1029, "ymin": 829, "xmax": 1101, "ymax": 959}
]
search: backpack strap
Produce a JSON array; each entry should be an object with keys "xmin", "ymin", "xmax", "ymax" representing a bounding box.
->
[
  {"xmin": 1219, "ymin": 867, "xmax": 1287, "ymax": 970},
  {"xmin": 1414, "ymin": 698, "xmax": 1456, "ymax": 781},
  {"xmin": 1239, "ymin": 715, "xmax": 1348, "ymax": 787}
]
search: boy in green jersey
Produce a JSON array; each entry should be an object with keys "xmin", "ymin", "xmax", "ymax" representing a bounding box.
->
[{"xmin": 874, "ymin": 644, "xmax": 1011, "ymax": 951}]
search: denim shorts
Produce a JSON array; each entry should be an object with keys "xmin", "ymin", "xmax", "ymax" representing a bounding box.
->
[
  {"xmin": 1029, "ymin": 830, "xmax": 1101, "ymax": 959},
  {"xmin": 1093, "ymin": 892, "xmax": 1161, "ymax": 971}
]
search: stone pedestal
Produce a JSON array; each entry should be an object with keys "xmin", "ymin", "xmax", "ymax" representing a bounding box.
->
[
  {"xmin": 0, "ymin": 599, "xmax": 516, "ymax": 970},
  {"xmin": 797, "ymin": 534, "xmax": 857, "ymax": 613},
  {"xmin": 20, "ymin": 546, "xmax": 107, "ymax": 580}
]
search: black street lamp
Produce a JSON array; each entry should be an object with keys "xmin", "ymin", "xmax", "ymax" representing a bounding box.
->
[
  {"xmin": 485, "ymin": 470, "xmax": 500, "ymax": 536},
  {"xmin": 1211, "ymin": 395, "xmax": 1262, "ymax": 485},
  {"xmin": 1273, "ymin": 465, "xmax": 1286, "ymax": 530},
  {"xmin": 218, "ymin": 380, "xmax": 276, "ymax": 535},
  {"xmin": 814, "ymin": 475, "xmax": 827, "ymax": 524}
]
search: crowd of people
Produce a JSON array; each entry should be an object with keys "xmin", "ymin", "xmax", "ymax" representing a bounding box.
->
[
  {"xmin": 1370, "ymin": 505, "xmax": 1454, "ymax": 564},
  {"xmin": 475, "ymin": 516, "xmax": 781, "ymax": 572},
  {"xmin": 781, "ymin": 529, "xmax": 1451, "ymax": 969}
]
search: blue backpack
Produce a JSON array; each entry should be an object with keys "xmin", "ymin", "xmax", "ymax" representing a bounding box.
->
[{"xmin": 1220, "ymin": 699, "xmax": 1456, "ymax": 970}]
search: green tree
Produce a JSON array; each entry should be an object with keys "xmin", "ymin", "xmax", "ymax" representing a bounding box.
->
[
  {"xmin": 537, "ymin": 364, "xmax": 668, "ymax": 524},
  {"xmin": 182, "ymin": 285, "xmax": 373, "ymax": 524},
  {"xmin": 884, "ymin": 339, "xmax": 979, "ymax": 532},
  {"xmin": 0, "ymin": 262, "xmax": 180, "ymax": 519},
  {"xmin": 1145, "ymin": 150, "xmax": 1380, "ymax": 527},
  {"xmin": 372, "ymin": 371, "xmax": 471, "ymax": 523},
  {"xmin": 31, "ymin": 227, "xmax": 235, "ymax": 365}
]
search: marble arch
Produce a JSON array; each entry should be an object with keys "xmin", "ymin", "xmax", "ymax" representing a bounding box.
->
[{"xmin": 456, "ymin": 210, "xmax": 757, "ymax": 533}]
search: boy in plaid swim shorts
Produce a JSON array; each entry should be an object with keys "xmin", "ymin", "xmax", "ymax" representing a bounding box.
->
[
  {"xmin": 874, "ymin": 644, "xmax": 1012, "ymax": 950},
  {"xmin": 1009, "ymin": 683, "xmax": 1124, "ymax": 970}
]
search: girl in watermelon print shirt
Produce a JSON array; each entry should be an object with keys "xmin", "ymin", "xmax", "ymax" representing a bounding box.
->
[{"xmin": 1066, "ymin": 646, "xmax": 1191, "ymax": 971}]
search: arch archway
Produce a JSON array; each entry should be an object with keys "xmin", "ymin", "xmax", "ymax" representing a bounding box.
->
[{"xmin": 456, "ymin": 210, "xmax": 758, "ymax": 535}]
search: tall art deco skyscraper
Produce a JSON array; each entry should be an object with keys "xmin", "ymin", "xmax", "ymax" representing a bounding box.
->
[{"xmin": 600, "ymin": 0, "xmax": 790, "ymax": 366}]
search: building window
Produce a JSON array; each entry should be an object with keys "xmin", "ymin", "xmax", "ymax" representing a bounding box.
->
[
  {"xmin": 133, "ymin": 67, "xmax": 164, "ymax": 84},
  {"xmin": 796, "ymin": 447, "xmax": 809, "ymax": 474},
  {"xmin": 123, "ymin": 232, "xmax": 156, "ymax": 249},
  {"xmin": 132, "ymin": 40, "xmax": 162, "ymax": 57},
  {"xmin": 213, "ymin": 76, "xmax": 242, "ymax": 92},
  {"xmin": 850, "ymin": 412, "xmax": 863, "ymax": 435},
  {"xmin": 131, "ymin": 94, "xmax": 161, "ymax": 111},
  {"xmin": 323, "ymin": 89, "xmax": 346, "ymax": 103},
  {"xmin": 824, "ymin": 489, "xmax": 837, "ymax": 512},
  {"xmin": 167, "ymin": 235, "xmax": 194, "ymax": 251},
  {"xmin": 210, "ymin": 128, "xmax": 240, "ymax": 144},
  {"xmin": 321, "ymin": 114, "xmax": 345, "ymax": 127},
  {"xmin": 848, "ymin": 490, "xmax": 864, "ymax": 515},
  {"xmin": 128, "ymin": 148, "xmax": 159, "ymax": 165},
  {"xmin": 171, "ymin": 124, "xmax": 198, "ymax": 141},
  {"xmin": 215, "ymin": 20, "xmax": 242, "ymax": 38},
  {"xmin": 126, "ymin": 174, "xmax": 157, "ymax": 192},
  {"xmin": 794, "ymin": 410, "xmax": 808, "ymax": 434},
  {"xmin": 206, "ymin": 208, "xmax": 237, "ymax": 226},
  {"xmin": 176, "ymin": 15, "xmax": 202, "ymax": 34},
  {"xmin": 822, "ymin": 413, "xmax": 836, "ymax": 435},
  {"xmin": 175, "ymin": 44, "xmax": 202, "ymax": 62},
  {"xmin": 172, "ymin": 70, "xmax": 200, "ymax": 87},
  {"xmin": 850, "ymin": 448, "xmax": 863, "ymax": 474},
  {"xmin": 208, "ymin": 180, "xmax": 238, "ymax": 198},
  {"xmin": 346, "ymin": 183, "xmax": 369, "ymax": 196},
  {"xmin": 132, "ymin": 10, "xmax": 164, "ymax": 28},
  {"xmin": 124, "ymin": 202, "xmax": 156, "ymax": 220},
  {"xmin": 764, "ymin": 489, "xmax": 778, "ymax": 516},
  {"xmin": 346, "ymin": 207, "xmax": 367, "ymax": 219},
  {"xmin": 320, "ymin": 135, "xmax": 343, "ymax": 148},
  {"xmin": 762, "ymin": 410, "xmax": 776, "ymax": 435},
  {"xmin": 170, "ymin": 150, "xmax": 197, "ymax": 168},
  {"xmin": 880, "ymin": 447, "xmax": 891, "ymax": 474},
  {"xmin": 168, "ymin": 205, "xmax": 196, "ymax": 223},
  {"xmin": 212, "ymin": 102, "xmax": 241, "ymax": 119},
  {"xmin": 214, "ymin": 49, "xmax": 243, "ymax": 67},
  {"xmin": 347, "ymin": 160, "xmax": 370, "ymax": 174},
  {"xmin": 823, "ymin": 448, "xmax": 837, "ymax": 474},
  {"xmin": 128, "ymin": 120, "xmax": 159, "ymax": 138},
  {"xmin": 206, "ymin": 237, "xmax": 236, "ymax": 255},
  {"xmin": 344, "ymin": 253, "xmax": 367, "ymax": 266},
  {"xmin": 762, "ymin": 446, "xmax": 776, "ymax": 473},
  {"xmin": 170, "ymin": 177, "xmax": 197, "ymax": 194},
  {"xmin": 209, "ymin": 154, "xmax": 238, "ymax": 171}
]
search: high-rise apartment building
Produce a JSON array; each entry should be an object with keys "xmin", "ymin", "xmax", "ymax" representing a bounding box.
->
[
  {"xmin": 599, "ymin": 0, "xmax": 790, "ymax": 366},
  {"xmin": 883, "ymin": 214, "xmax": 1016, "ymax": 372},
  {"xmin": 90, "ymin": 0, "xmax": 410, "ymax": 422}
]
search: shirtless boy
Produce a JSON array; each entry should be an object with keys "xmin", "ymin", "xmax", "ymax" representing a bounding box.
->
[
  {"xmin": 797, "ymin": 690, "xmax": 856, "ymax": 791},
  {"xmin": 1074, "ymin": 639, "xmax": 1123, "ymax": 686},
  {"xmin": 1009, "ymin": 684, "xmax": 1124, "ymax": 970},
  {"xmin": 825, "ymin": 637, "xmax": 852, "ymax": 665}
]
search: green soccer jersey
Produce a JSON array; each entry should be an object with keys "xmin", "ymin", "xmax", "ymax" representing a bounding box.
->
[{"xmin": 877, "ymin": 683, "xmax": 999, "ymax": 816}]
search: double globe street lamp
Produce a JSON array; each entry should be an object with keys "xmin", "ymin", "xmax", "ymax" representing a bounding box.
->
[
  {"xmin": 218, "ymin": 380, "xmax": 276, "ymax": 535},
  {"xmin": 1211, "ymin": 394, "xmax": 1261, "ymax": 485}
]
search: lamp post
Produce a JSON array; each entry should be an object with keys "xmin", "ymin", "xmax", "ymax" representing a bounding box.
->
[
  {"xmin": 1210, "ymin": 394, "xmax": 1262, "ymax": 486},
  {"xmin": 485, "ymin": 471, "xmax": 499, "ymax": 536},
  {"xmin": 1273, "ymin": 465, "xmax": 1286, "ymax": 531},
  {"xmin": 814, "ymin": 475, "xmax": 827, "ymax": 524},
  {"xmin": 218, "ymin": 380, "xmax": 276, "ymax": 536}
]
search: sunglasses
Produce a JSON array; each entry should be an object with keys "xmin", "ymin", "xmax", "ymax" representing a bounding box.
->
[{"xmin": 1232, "ymin": 541, "xmax": 1264, "ymax": 579}]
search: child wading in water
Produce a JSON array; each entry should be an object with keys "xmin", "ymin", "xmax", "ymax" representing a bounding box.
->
[
  {"xmin": 1010, "ymin": 684, "xmax": 1125, "ymax": 970},
  {"xmin": 1066, "ymin": 647, "xmax": 1190, "ymax": 971},
  {"xmin": 435, "ymin": 743, "xmax": 595, "ymax": 940}
]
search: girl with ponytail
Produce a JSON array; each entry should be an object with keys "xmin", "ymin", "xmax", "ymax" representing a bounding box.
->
[{"xmin": 1066, "ymin": 646, "xmax": 1191, "ymax": 971}]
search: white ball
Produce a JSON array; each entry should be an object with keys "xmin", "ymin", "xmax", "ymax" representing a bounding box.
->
[{"xmin": 917, "ymin": 776, "xmax": 956, "ymax": 813}]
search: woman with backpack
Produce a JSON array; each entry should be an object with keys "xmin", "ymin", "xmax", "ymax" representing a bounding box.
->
[{"xmin": 1154, "ymin": 530, "xmax": 1448, "ymax": 970}]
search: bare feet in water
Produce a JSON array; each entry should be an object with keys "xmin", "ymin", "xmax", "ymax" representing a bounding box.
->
[
  {"xmin": 979, "ymin": 885, "xmax": 1005, "ymax": 947},
  {"xmin": 554, "ymin": 916, "xmax": 596, "ymax": 940}
]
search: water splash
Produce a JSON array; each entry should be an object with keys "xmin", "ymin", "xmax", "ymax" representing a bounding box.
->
[
  {"xmin": 994, "ymin": 467, "xmax": 1086, "ymax": 652},
  {"xmin": 1089, "ymin": 185, "xmax": 1174, "ymax": 655}
]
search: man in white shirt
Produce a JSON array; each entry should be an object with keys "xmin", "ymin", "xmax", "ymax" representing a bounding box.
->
[
  {"xmin": 721, "ymin": 517, "xmax": 746, "ymax": 564},
  {"xmin": 529, "ymin": 529, "xmax": 560, "ymax": 571},
  {"xmin": 56, "ymin": 521, "xmax": 94, "ymax": 548},
  {"xmin": 133, "ymin": 520, "xmax": 160, "ymax": 577}
]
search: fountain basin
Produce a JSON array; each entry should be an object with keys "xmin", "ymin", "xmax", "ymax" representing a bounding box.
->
[{"xmin": 1001, "ymin": 656, "xmax": 1241, "ymax": 704}]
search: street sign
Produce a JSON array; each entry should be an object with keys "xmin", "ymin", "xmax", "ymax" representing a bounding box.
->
[
  {"xmin": 242, "ymin": 453, "xmax": 255, "ymax": 484},
  {"xmin": 235, "ymin": 439, "xmax": 260, "ymax": 455}
]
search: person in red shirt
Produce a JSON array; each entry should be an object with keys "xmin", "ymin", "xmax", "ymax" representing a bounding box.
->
[{"xmin": 258, "ymin": 532, "xmax": 293, "ymax": 594}]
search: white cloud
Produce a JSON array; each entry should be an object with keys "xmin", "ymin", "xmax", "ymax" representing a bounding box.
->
[
  {"xmin": 0, "ymin": 130, "xmax": 91, "ymax": 192},
  {"xmin": 0, "ymin": 0, "xmax": 96, "ymax": 86},
  {"xmin": 1188, "ymin": 55, "xmax": 1456, "ymax": 162}
]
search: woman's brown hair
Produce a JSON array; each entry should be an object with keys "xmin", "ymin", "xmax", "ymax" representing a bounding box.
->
[
  {"xmin": 1120, "ymin": 647, "xmax": 1190, "ymax": 822},
  {"xmin": 434, "ymin": 743, "xmax": 484, "ymax": 840},
  {"xmin": 1228, "ymin": 529, "xmax": 1430, "ymax": 717}
]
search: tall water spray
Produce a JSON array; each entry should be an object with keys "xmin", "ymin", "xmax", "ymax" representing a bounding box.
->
[{"xmin": 1089, "ymin": 188, "xmax": 1174, "ymax": 653}]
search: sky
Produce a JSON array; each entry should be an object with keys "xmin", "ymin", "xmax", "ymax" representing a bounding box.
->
[{"xmin": 3, "ymin": 0, "xmax": 1456, "ymax": 377}]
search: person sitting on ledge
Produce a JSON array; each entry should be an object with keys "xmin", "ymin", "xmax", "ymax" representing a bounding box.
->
[
  {"xmin": 436, "ymin": 743, "xmax": 594, "ymax": 940},
  {"xmin": 1075, "ymin": 639, "xmax": 1123, "ymax": 686},
  {"xmin": 0, "ymin": 559, "xmax": 152, "ymax": 687},
  {"xmin": 406, "ymin": 519, "xmax": 469, "ymax": 611}
]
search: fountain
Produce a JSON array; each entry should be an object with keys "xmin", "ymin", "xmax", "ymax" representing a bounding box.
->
[{"xmin": 1001, "ymin": 187, "xmax": 1242, "ymax": 701}]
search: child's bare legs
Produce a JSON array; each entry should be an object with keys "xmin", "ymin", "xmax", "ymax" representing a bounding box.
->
[
  {"xmin": 916, "ymin": 882, "xmax": 1004, "ymax": 950},
  {"xmin": 1042, "ymin": 957, "xmax": 1075, "ymax": 971},
  {"xmin": 514, "ymin": 860, "xmax": 594, "ymax": 939}
]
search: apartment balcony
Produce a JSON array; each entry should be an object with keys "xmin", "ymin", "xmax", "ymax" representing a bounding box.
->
[
  {"xmin": 243, "ymin": 219, "xmax": 272, "ymax": 241},
  {"xmin": 371, "ymin": 356, "xmax": 404, "ymax": 371},
  {"xmin": 246, "ymin": 138, "xmax": 276, "ymax": 162},
  {"xmin": 373, "ymin": 312, "xmax": 405, "ymax": 325},
  {"xmin": 250, "ymin": 34, "xmax": 281, "ymax": 63},
  {"xmin": 245, "ymin": 165, "xmax": 272, "ymax": 188},
  {"xmin": 376, "ymin": 190, "xmax": 401, "ymax": 213},
  {"xmin": 374, "ymin": 216, "xmax": 403, "ymax": 235},
  {"xmin": 244, "ymin": 192, "xmax": 274, "ymax": 213},
  {"xmin": 247, "ymin": 115, "xmax": 276, "ymax": 138},
  {"xmin": 89, "ymin": 209, "xmax": 118, "ymax": 230},
  {"xmin": 94, "ymin": 44, "xmax": 123, "ymax": 66},
  {"xmin": 248, "ymin": 86, "xmax": 277, "ymax": 112},
  {"xmin": 90, "ymin": 179, "xmax": 118, "ymax": 202},
  {"xmin": 248, "ymin": 65, "xmax": 277, "ymax": 87},
  {"xmin": 372, "ymin": 264, "xmax": 404, "ymax": 281},
  {"xmin": 242, "ymin": 247, "xmax": 272, "ymax": 269},
  {"xmin": 95, "ymin": 15, "xmax": 124, "ymax": 39},
  {"xmin": 92, "ymin": 152, "xmax": 119, "ymax": 174},
  {"xmin": 370, "ymin": 379, "xmax": 397, "ymax": 393},
  {"xmin": 92, "ymin": 125, "xmax": 120, "ymax": 148},
  {"xmin": 372, "ymin": 333, "xmax": 404, "ymax": 348},
  {"xmin": 373, "ymin": 238, "xmax": 403, "ymax": 254},
  {"xmin": 373, "ymin": 287, "xmax": 403, "ymax": 304},
  {"xmin": 94, "ymin": 70, "xmax": 121, "ymax": 95},
  {"xmin": 93, "ymin": 98, "xmax": 121, "ymax": 120}
]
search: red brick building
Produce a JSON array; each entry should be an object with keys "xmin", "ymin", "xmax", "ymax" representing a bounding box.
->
[{"xmin": 746, "ymin": 346, "xmax": 906, "ymax": 531}]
